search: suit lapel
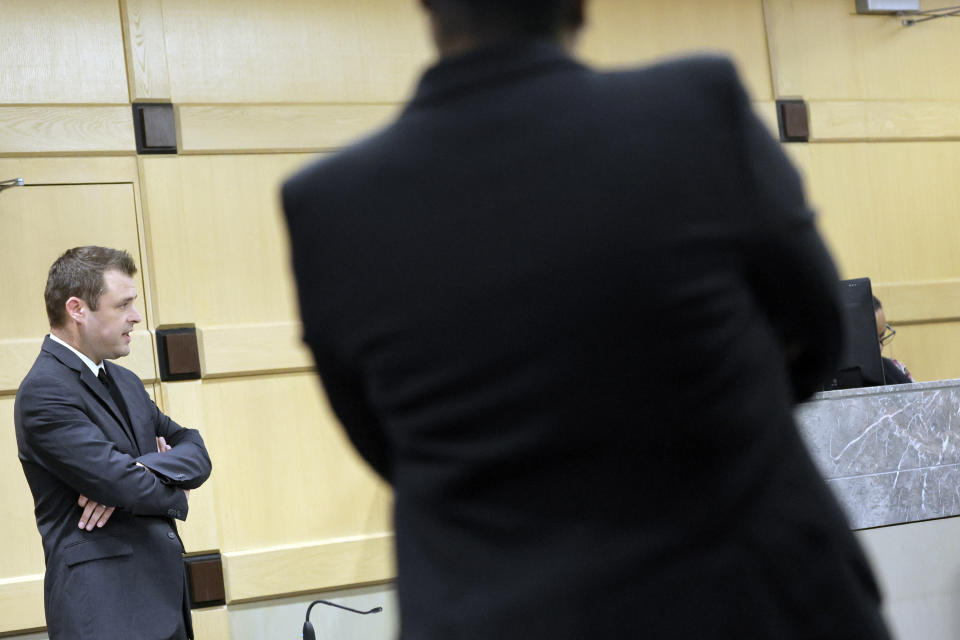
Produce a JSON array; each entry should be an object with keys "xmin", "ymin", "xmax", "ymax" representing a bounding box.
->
[
  {"xmin": 79, "ymin": 366, "xmax": 140, "ymax": 453},
  {"xmin": 42, "ymin": 336, "xmax": 144, "ymax": 455},
  {"xmin": 106, "ymin": 363, "xmax": 152, "ymax": 456}
]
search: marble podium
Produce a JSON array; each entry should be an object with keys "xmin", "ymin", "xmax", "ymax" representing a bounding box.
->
[{"xmin": 795, "ymin": 379, "xmax": 960, "ymax": 530}]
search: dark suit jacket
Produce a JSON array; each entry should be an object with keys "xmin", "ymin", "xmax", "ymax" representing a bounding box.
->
[
  {"xmin": 15, "ymin": 336, "xmax": 212, "ymax": 640},
  {"xmin": 881, "ymin": 356, "xmax": 913, "ymax": 385},
  {"xmin": 282, "ymin": 41, "xmax": 890, "ymax": 639}
]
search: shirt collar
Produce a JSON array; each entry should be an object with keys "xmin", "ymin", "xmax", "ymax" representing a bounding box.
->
[{"xmin": 49, "ymin": 333, "xmax": 103, "ymax": 377}]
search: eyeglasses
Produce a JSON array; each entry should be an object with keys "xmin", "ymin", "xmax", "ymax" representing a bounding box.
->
[{"xmin": 879, "ymin": 323, "xmax": 896, "ymax": 347}]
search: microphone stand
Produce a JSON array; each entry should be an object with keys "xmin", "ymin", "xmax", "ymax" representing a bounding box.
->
[{"xmin": 302, "ymin": 599, "xmax": 383, "ymax": 640}]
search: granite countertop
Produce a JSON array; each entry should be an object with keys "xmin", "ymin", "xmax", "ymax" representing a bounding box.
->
[
  {"xmin": 809, "ymin": 378, "xmax": 960, "ymax": 402},
  {"xmin": 796, "ymin": 378, "xmax": 960, "ymax": 529}
]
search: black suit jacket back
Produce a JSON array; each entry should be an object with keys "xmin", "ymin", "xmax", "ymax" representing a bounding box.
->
[{"xmin": 283, "ymin": 42, "xmax": 890, "ymax": 639}]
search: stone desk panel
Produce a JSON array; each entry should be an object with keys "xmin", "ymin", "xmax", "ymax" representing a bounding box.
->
[{"xmin": 795, "ymin": 379, "xmax": 960, "ymax": 530}]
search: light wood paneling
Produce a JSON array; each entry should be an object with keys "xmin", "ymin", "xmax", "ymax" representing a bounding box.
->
[
  {"xmin": 139, "ymin": 154, "xmax": 307, "ymax": 330},
  {"xmin": 0, "ymin": 180, "xmax": 155, "ymax": 391},
  {"xmin": 0, "ymin": 157, "xmax": 139, "ymax": 185},
  {"xmin": 223, "ymin": 534, "xmax": 394, "ymax": 602},
  {"xmin": 753, "ymin": 101, "xmax": 779, "ymax": 140},
  {"xmin": 0, "ymin": 332, "xmax": 155, "ymax": 395},
  {"xmin": 159, "ymin": 0, "xmax": 432, "ymax": 104},
  {"xmin": 874, "ymin": 280, "xmax": 960, "ymax": 325},
  {"xmin": 199, "ymin": 323, "xmax": 312, "ymax": 378},
  {"xmin": 137, "ymin": 156, "xmax": 194, "ymax": 325},
  {"xmin": 161, "ymin": 380, "xmax": 221, "ymax": 553},
  {"xmin": 178, "ymin": 105, "xmax": 399, "ymax": 154},
  {"xmin": 192, "ymin": 606, "xmax": 231, "ymax": 640},
  {"xmin": 764, "ymin": 0, "xmax": 960, "ymax": 101},
  {"xmin": 0, "ymin": 575, "xmax": 44, "ymax": 635},
  {"xmin": 810, "ymin": 101, "xmax": 960, "ymax": 142},
  {"xmin": 0, "ymin": 107, "xmax": 135, "ymax": 155},
  {"xmin": 0, "ymin": 339, "xmax": 50, "ymax": 396},
  {"xmin": 801, "ymin": 142, "xmax": 960, "ymax": 284},
  {"xmin": 757, "ymin": 141, "xmax": 960, "ymax": 384},
  {"xmin": 195, "ymin": 373, "xmax": 391, "ymax": 555},
  {"xmin": 0, "ymin": 183, "xmax": 146, "ymax": 336},
  {"xmin": 0, "ymin": 395, "xmax": 46, "ymax": 577},
  {"xmin": 182, "ymin": 101, "xmax": 775, "ymax": 157},
  {"xmin": 871, "ymin": 281, "xmax": 960, "ymax": 383},
  {"xmin": 0, "ymin": 0, "xmax": 128, "ymax": 105},
  {"xmin": 120, "ymin": 0, "xmax": 172, "ymax": 102},
  {"xmin": 581, "ymin": 0, "xmax": 773, "ymax": 100},
  {"xmin": 883, "ymin": 321, "xmax": 960, "ymax": 384}
]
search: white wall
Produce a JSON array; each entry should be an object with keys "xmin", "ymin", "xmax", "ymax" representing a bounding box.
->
[{"xmin": 857, "ymin": 516, "xmax": 960, "ymax": 640}]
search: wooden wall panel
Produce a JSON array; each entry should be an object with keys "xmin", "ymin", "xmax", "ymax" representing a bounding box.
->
[
  {"xmin": 161, "ymin": 381, "xmax": 221, "ymax": 553},
  {"xmin": 199, "ymin": 323, "xmax": 312, "ymax": 378},
  {"xmin": 874, "ymin": 280, "xmax": 960, "ymax": 325},
  {"xmin": 793, "ymin": 142, "xmax": 960, "ymax": 383},
  {"xmin": 0, "ymin": 184, "xmax": 143, "ymax": 336},
  {"xmin": 140, "ymin": 154, "xmax": 308, "ymax": 328},
  {"xmin": 139, "ymin": 155, "xmax": 315, "ymax": 376},
  {"xmin": 0, "ymin": 575, "xmax": 44, "ymax": 636},
  {"xmin": 193, "ymin": 373, "xmax": 391, "ymax": 555},
  {"xmin": 0, "ymin": 107, "xmax": 135, "ymax": 155},
  {"xmin": 0, "ymin": 182, "xmax": 156, "ymax": 392},
  {"xmin": 0, "ymin": 157, "xmax": 139, "ymax": 185},
  {"xmin": 159, "ymin": 0, "xmax": 432, "ymax": 104},
  {"xmin": 809, "ymin": 101, "xmax": 960, "ymax": 142},
  {"xmin": 0, "ymin": 333, "xmax": 155, "ymax": 395},
  {"xmin": 884, "ymin": 321, "xmax": 960, "ymax": 384},
  {"xmin": 120, "ymin": 0, "xmax": 173, "ymax": 102},
  {"xmin": 764, "ymin": 0, "xmax": 960, "ymax": 101},
  {"xmin": 192, "ymin": 606, "xmax": 231, "ymax": 640},
  {"xmin": 0, "ymin": 0, "xmax": 128, "ymax": 105},
  {"xmin": 177, "ymin": 105, "xmax": 399, "ymax": 154},
  {"xmin": 802, "ymin": 142, "xmax": 960, "ymax": 284},
  {"xmin": 581, "ymin": 0, "xmax": 773, "ymax": 100},
  {"xmin": 0, "ymin": 397, "xmax": 46, "ymax": 578},
  {"xmin": 224, "ymin": 535, "xmax": 394, "ymax": 602}
]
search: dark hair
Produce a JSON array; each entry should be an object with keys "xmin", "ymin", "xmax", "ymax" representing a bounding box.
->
[
  {"xmin": 872, "ymin": 295, "xmax": 882, "ymax": 312},
  {"xmin": 45, "ymin": 246, "xmax": 138, "ymax": 328},
  {"xmin": 429, "ymin": 0, "xmax": 582, "ymax": 37}
]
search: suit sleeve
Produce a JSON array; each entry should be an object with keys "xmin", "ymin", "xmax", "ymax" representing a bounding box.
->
[
  {"xmin": 133, "ymin": 385, "xmax": 212, "ymax": 490},
  {"xmin": 282, "ymin": 179, "xmax": 394, "ymax": 483},
  {"xmin": 726, "ymin": 64, "xmax": 844, "ymax": 400},
  {"xmin": 19, "ymin": 375, "xmax": 190, "ymax": 518}
]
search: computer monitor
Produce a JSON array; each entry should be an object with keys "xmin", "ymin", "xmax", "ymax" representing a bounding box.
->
[{"xmin": 821, "ymin": 277, "xmax": 885, "ymax": 391}]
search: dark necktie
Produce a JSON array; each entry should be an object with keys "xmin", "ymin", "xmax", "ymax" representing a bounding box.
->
[{"xmin": 98, "ymin": 367, "xmax": 139, "ymax": 452}]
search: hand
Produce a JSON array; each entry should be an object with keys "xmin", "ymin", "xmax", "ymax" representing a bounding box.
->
[
  {"xmin": 77, "ymin": 495, "xmax": 115, "ymax": 531},
  {"xmin": 155, "ymin": 437, "xmax": 190, "ymax": 503}
]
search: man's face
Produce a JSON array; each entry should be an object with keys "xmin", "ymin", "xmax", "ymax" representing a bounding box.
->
[{"xmin": 79, "ymin": 269, "xmax": 142, "ymax": 363}]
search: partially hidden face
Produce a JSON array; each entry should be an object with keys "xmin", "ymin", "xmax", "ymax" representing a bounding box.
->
[{"xmin": 80, "ymin": 269, "xmax": 143, "ymax": 363}]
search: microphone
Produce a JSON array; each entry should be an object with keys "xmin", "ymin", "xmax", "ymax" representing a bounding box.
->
[{"xmin": 302, "ymin": 599, "xmax": 383, "ymax": 640}]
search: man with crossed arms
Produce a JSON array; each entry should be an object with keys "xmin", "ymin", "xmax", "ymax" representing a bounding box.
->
[{"xmin": 15, "ymin": 246, "xmax": 211, "ymax": 640}]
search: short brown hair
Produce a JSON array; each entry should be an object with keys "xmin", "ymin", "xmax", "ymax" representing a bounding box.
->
[
  {"xmin": 45, "ymin": 246, "xmax": 138, "ymax": 328},
  {"xmin": 429, "ymin": 0, "xmax": 582, "ymax": 37}
]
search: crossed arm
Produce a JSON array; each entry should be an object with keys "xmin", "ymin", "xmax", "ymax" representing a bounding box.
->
[
  {"xmin": 77, "ymin": 436, "xmax": 187, "ymax": 530},
  {"xmin": 20, "ymin": 375, "xmax": 212, "ymax": 530}
]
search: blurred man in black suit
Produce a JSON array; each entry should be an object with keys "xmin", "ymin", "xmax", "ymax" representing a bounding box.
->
[{"xmin": 282, "ymin": 1, "xmax": 891, "ymax": 637}]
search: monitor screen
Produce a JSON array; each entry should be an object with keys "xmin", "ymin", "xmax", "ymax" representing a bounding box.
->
[{"xmin": 821, "ymin": 277, "xmax": 885, "ymax": 391}]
